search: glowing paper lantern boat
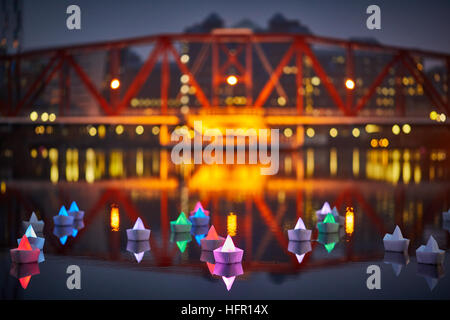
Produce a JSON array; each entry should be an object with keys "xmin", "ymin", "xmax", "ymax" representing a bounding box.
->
[
  {"xmin": 317, "ymin": 213, "xmax": 339, "ymax": 233},
  {"xmin": 68, "ymin": 201, "xmax": 85, "ymax": 220},
  {"xmin": 442, "ymin": 209, "xmax": 450, "ymax": 221},
  {"xmin": 53, "ymin": 205, "xmax": 74, "ymax": 226},
  {"xmin": 170, "ymin": 212, "xmax": 192, "ymax": 233},
  {"xmin": 10, "ymin": 235, "xmax": 40, "ymax": 264},
  {"xmin": 126, "ymin": 240, "xmax": 151, "ymax": 263},
  {"xmin": 383, "ymin": 225, "xmax": 409, "ymax": 252},
  {"xmin": 189, "ymin": 207, "xmax": 210, "ymax": 226},
  {"xmin": 201, "ymin": 226, "xmax": 225, "ymax": 251},
  {"xmin": 22, "ymin": 212, "xmax": 44, "ymax": 234},
  {"xmin": 53, "ymin": 226, "xmax": 73, "ymax": 245},
  {"xmin": 417, "ymin": 263, "xmax": 445, "ymax": 291},
  {"xmin": 10, "ymin": 262, "xmax": 40, "ymax": 289},
  {"xmin": 316, "ymin": 202, "xmax": 332, "ymax": 222},
  {"xmin": 126, "ymin": 217, "xmax": 151, "ymax": 241},
  {"xmin": 288, "ymin": 241, "xmax": 312, "ymax": 264},
  {"xmin": 190, "ymin": 201, "xmax": 210, "ymax": 216},
  {"xmin": 416, "ymin": 236, "xmax": 445, "ymax": 265},
  {"xmin": 287, "ymin": 217, "xmax": 312, "ymax": 241},
  {"xmin": 18, "ymin": 225, "xmax": 45, "ymax": 250},
  {"xmin": 213, "ymin": 235, "xmax": 243, "ymax": 264},
  {"xmin": 383, "ymin": 251, "xmax": 410, "ymax": 276}
]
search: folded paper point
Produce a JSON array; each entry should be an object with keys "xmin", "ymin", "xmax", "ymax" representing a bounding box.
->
[
  {"xmin": 323, "ymin": 213, "xmax": 336, "ymax": 224},
  {"xmin": 206, "ymin": 225, "xmax": 220, "ymax": 240},
  {"xmin": 294, "ymin": 218, "xmax": 306, "ymax": 230},
  {"xmin": 221, "ymin": 235, "xmax": 236, "ymax": 252},
  {"xmin": 25, "ymin": 225, "xmax": 37, "ymax": 238},
  {"xmin": 30, "ymin": 212, "xmax": 39, "ymax": 222},
  {"xmin": 58, "ymin": 206, "xmax": 68, "ymax": 216},
  {"xmin": 69, "ymin": 201, "xmax": 80, "ymax": 212},
  {"xmin": 18, "ymin": 235, "xmax": 32, "ymax": 251},
  {"xmin": 319, "ymin": 202, "xmax": 331, "ymax": 214},
  {"xmin": 133, "ymin": 217, "xmax": 145, "ymax": 230}
]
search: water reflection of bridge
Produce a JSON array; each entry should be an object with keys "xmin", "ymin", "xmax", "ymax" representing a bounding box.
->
[{"xmin": 2, "ymin": 175, "xmax": 449, "ymax": 274}]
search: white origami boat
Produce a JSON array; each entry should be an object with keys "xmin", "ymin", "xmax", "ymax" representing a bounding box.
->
[
  {"xmin": 287, "ymin": 217, "xmax": 312, "ymax": 241},
  {"xmin": 126, "ymin": 218, "xmax": 151, "ymax": 241},
  {"xmin": 442, "ymin": 209, "xmax": 450, "ymax": 221},
  {"xmin": 17, "ymin": 225, "xmax": 45, "ymax": 250},
  {"xmin": 22, "ymin": 212, "xmax": 44, "ymax": 234},
  {"xmin": 383, "ymin": 226, "xmax": 409, "ymax": 252},
  {"xmin": 416, "ymin": 236, "xmax": 445, "ymax": 265}
]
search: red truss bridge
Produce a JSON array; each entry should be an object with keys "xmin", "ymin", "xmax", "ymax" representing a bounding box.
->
[{"xmin": 0, "ymin": 31, "xmax": 449, "ymax": 136}]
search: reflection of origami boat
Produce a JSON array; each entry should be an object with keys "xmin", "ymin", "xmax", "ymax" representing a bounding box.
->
[
  {"xmin": 416, "ymin": 236, "xmax": 445, "ymax": 265},
  {"xmin": 126, "ymin": 217, "xmax": 151, "ymax": 241},
  {"xmin": 191, "ymin": 225, "xmax": 208, "ymax": 245},
  {"xmin": 190, "ymin": 201, "xmax": 210, "ymax": 216},
  {"xmin": 317, "ymin": 213, "xmax": 339, "ymax": 233},
  {"xmin": 317, "ymin": 232, "xmax": 339, "ymax": 253},
  {"xmin": 126, "ymin": 240, "xmax": 151, "ymax": 263},
  {"xmin": 383, "ymin": 226, "xmax": 409, "ymax": 252},
  {"xmin": 189, "ymin": 206, "xmax": 210, "ymax": 226},
  {"xmin": 170, "ymin": 212, "xmax": 192, "ymax": 232},
  {"xmin": 417, "ymin": 263, "xmax": 445, "ymax": 291},
  {"xmin": 22, "ymin": 212, "xmax": 44, "ymax": 234},
  {"xmin": 53, "ymin": 206, "xmax": 74, "ymax": 226},
  {"xmin": 201, "ymin": 226, "xmax": 225, "ymax": 251},
  {"xmin": 10, "ymin": 236, "xmax": 40, "ymax": 264},
  {"xmin": 213, "ymin": 262, "xmax": 244, "ymax": 278},
  {"xmin": 18, "ymin": 225, "xmax": 45, "ymax": 250},
  {"xmin": 443, "ymin": 220, "xmax": 450, "ymax": 232},
  {"xmin": 288, "ymin": 241, "xmax": 312, "ymax": 264},
  {"xmin": 287, "ymin": 217, "xmax": 312, "ymax": 241},
  {"xmin": 170, "ymin": 232, "xmax": 192, "ymax": 253},
  {"xmin": 9, "ymin": 262, "xmax": 40, "ymax": 289},
  {"xmin": 68, "ymin": 201, "xmax": 85, "ymax": 220},
  {"xmin": 442, "ymin": 209, "xmax": 450, "ymax": 221},
  {"xmin": 200, "ymin": 250, "xmax": 216, "ymax": 264},
  {"xmin": 72, "ymin": 220, "xmax": 85, "ymax": 238},
  {"xmin": 53, "ymin": 225, "xmax": 74, "ymax": 245},
  {"xmin": 383, "ymin": 251, "xmax": 410, "ymax": 276},
  {"xmin": 213, "ymin": 235, "xmax": 243, "ymax": 264}
]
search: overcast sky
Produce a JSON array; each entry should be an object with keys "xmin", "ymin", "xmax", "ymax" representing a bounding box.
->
[{"xmin": 14, "ymin": 0, "xmax": 450, "ymax": 54}]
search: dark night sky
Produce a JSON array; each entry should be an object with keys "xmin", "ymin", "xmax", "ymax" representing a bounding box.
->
[{"xmin": 18, "ymin": 0, "xmax": 450, "ymax": 54}]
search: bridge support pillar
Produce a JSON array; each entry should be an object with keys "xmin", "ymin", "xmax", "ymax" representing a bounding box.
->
[{"xmin": 159, "ymin": 125, "xmax": 169, "ymax": 146}]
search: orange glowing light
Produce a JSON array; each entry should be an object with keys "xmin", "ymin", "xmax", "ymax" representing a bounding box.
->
[
  {"xmin": 110, "ymin": 205, "xmax": 120, "ymax": 231},
  {"xmin": 19, "ymin": 276, "xmax": 32, "ymax": 289},
  {"xmin": 345, "ymin": 207, "xmax": 354, "ymax": 235},
  {"xmin": 227, "ymin": 213, "xmax": 237, "ymax": 236},
  {"xmin": 345, "ymin": 79, "xmax": 355, "ymax": 90},
  {"xmin": 226, "ymin": 75, "xmax": 238, "ymax": 86},
  {"xmin": 110, "ymin": 78, "xmax": 120, "ymax": 90}
]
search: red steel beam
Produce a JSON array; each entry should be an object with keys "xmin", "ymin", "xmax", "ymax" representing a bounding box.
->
[{"xmin": 161, "ymin": 46, "xmax": 169, "ymax": 115}]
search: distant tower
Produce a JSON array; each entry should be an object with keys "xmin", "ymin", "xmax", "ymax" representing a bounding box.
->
[{"xmin": 0, "ymin": 0, "xmax": 23, "ymax": 54}]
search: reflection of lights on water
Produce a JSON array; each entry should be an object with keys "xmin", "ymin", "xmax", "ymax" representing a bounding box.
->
[
  {"xmin": 0, "ymin": 181, "xmax": 5, "ymax": 194},
  {"xmin": 136, "ymin": 149, "xmax": 144, "ymax": 177},
  {"xmin": 352, "ymin": 148, "xmax": 359, "ymax": 177},
  {"xmin": 110, "ymin": 205, "xmax": 120, "ymax": 231},
  {"xmin": 85, "ymin": 148, "xmax": 95, "ymax": 183},
  {"xmin": 227, "ymin": 213, "xmax": 237, "ymax": 236},
  {"xmin": 329, "ymin": 148, "xmax": 337, "ymax": 177},
  {"xmin": 345, "ymin": 207, "xmax": 354, "ymax": 235},
  {"xmin": 306, "ymin": 148, "xmax": 314, "ymax": 177},
  {"xmin": 49, "ymin": 148, "xmax": 59, "ymax": 184}
]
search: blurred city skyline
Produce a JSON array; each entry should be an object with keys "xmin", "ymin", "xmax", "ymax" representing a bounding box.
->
[{"xmin": 2, "ymin": 0, "xmax": 450, "ymax": 54}]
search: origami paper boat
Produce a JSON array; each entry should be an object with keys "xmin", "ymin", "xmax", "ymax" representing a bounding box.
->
[
  {"xmin": 416, "ymin": 236, "xmax": 445, "ymax": 265},
  {"xmin": 126, "ymin": 217, "xmax": 151, "ymax": 241},
  {"xmin": 288, "ymin": 241, "xmax": 312, "ymax": 264},
  {"xmin": 192, "ymin": 225, "xmax": 209, "ymax": 236},
  {"xmin": 53, "ymin": 206, "xmax": 74, "ymax": 226},
  {"xmin": 18, "ymin": 225, "xmax": 45, "ymax": 250},
  {"xmin": 201, "ymin": 226, "xmax": 225, "ymax": 251},
  {"xmin": 68, "ymin": 201, "xmax": 85, "ymax": 220},
  {"xmin": 383, "ymin": 251, "xmax": 410, "ymax": 276},
  {"xmin": 9, "ymin": 262, "xmax": 40, "ymax": 289},
  {"xmin": 190, "ymin": 201, "xmax": 210, "ymax": 216},
  {"xmin": 200, "ymin": 250, "xmax": 216, "ymax": 264},
  {"xmin": 213, "ymin": 235, "xmax": 243, "ymax": 264},
  {"xmin": 126, "ymin": 240, "xmax": 151, "ymax": 263},
  {"xmin": 317, "ymin": 213, "xmax": 340, "ymax": 233},
  {"xmin": 189, "ymin": 208, "xmax": 210, "ymax": 226},
  {"xmin": 213, "ymin": 262, "xmax": 244, "ymax": 278},
  {"xmin": 22, "ymin": 212, "xmax": 44, "ymax": 234},
  {"xmin": 383, "ymin": 225, "xmax": 409, "ymax": 252},
  {"xmin": 287, "ymin": 217, "xmax": 312, "ymax": 241},
  {"xmin": 417, "ymin": 263, "xmax": 445, "ymax": 291},
  {"xmin": 170, "ymin": 212, "xmax": 192, "ymax": 232},
  {"xmin": 442, "ymin": 209, "xmax": 450, "ymax": 221},
  {"xmin": 316, "ymin": 202, "xmax": 332, "ymax": 222},
  {"xmin": 10, "ymin": 235, "xmax": 40, "ymax": 264},
  {"xmin": 443, "ymin": 220, "xmax": 450, "ymax": 232}
]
